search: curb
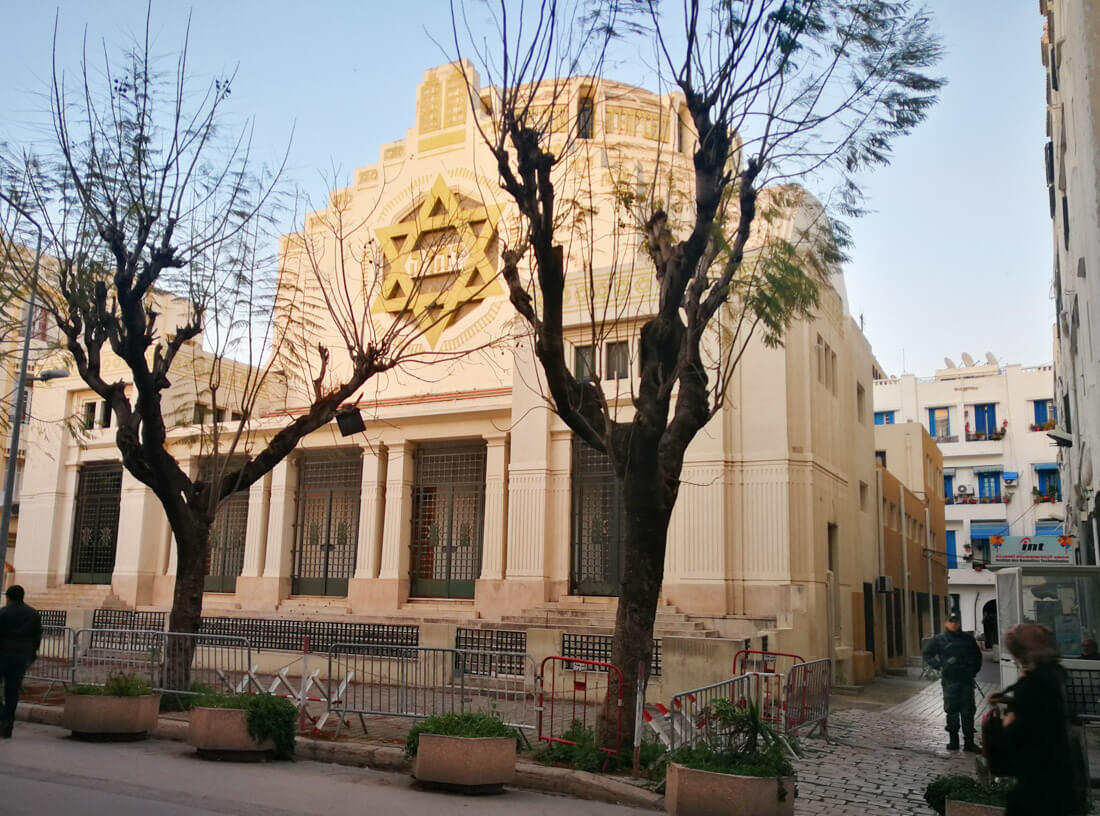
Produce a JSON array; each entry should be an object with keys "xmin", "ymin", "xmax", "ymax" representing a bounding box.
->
[{"xmin": 17, "ymin": 704, "xmax": 663, "ymax": 811}]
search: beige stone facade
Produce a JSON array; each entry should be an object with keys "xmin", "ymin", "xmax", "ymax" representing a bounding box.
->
[{"xmin": 12, "ymin": 63, "xmax": 887, "ymax": 682}]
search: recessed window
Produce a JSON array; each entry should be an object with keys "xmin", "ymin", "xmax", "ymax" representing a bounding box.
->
[
  {"xmin": 859, "ymin": 481, "xmax": 868, "ymax": 512},
  {"xmin": 874, "ymin": 411, "xmax": 895, "ymax": 425},
  {"xmin": 928, "ymin": 407, "xmax": 950, "ymax": 440},
  {"xmin": 99, "ymin": 401, "xmax": 112, "ymax": 429},
  {"xmin": 875, "ymin": 450, "xmax": 886, "ymax": 468},
  {"xmin": 856, "ymin": 383, "xmax": 866, "ymax": 424},
  {"xmin": 577, "ymin": 95, "xmax": 594, "ymax": 139},
  {"xmin": 82, "ymin": 402, "xmax": 96, "ymax": 430},
  {"xmin": 605, "ymin": 341, "xmax": 629, "ymax": 381},
  {"xmin": 574, "ymin": 345, "xmax": 595, "ymax": 383},
  {"xmin": 192, "ymin": 404, "xmax": 209, "ymax": 425}
]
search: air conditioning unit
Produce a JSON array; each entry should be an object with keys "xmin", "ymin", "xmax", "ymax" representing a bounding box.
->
[
  {"xmin": 957, "ymin": 485, "xmax": 971, "ymax": 496},
  {"xmin": 875, "ymin": 575, "xmax": 894, "ymax": 594}
]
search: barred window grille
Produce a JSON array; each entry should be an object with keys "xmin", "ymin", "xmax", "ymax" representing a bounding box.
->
[
  {"xmin": 1066, "ymin": 668, "xmax": 1100, "ymax": 721},
  {"xmin": 69, "ymin": 463, "xmax": 123, "ymax": 584},
  {"xmin": 560, "ymin": 632, "xmax": 661, "ymax": 677},
  {"xmin": 39, "ymin": 610, "xmax": 67, "ymax": 627},
  {"xmin": 292, "ymin": 454, "xmax": 363, "ymax": 596},
  {"xmin": 198, "ymin": 616, "xmax": 418, "ymax": 655},
  {"xmin": 410, "ymin": 443, "xmax": 486, "ymax": 599},
  {"xmin": 201, "ymin": 458, "xmax": 250, "ymax": 593},
  {"xmin": 570, "ymin": 438, "xmax": 625, "ymax": 596},
  {"xmin": 455, "ymin": 628, "xmax": 527, "ymax": 676}
]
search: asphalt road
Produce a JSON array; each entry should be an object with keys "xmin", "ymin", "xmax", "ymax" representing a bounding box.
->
[{"xmin": 0, "ymin": 721, "xmax": 651, "ymax": 816}]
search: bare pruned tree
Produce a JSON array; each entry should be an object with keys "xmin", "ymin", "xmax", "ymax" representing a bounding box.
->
[
  {"xmin": 0, "ymin": 9, "xmax": 502, "ymax": 685},
  {"xmin": 455, "ymin": 0, "xmax": 943, "ymax": 741}
]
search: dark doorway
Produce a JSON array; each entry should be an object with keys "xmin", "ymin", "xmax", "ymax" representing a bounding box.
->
[
  {"xmin": 570, "ymin": 437, "xmax": 625, "ymax": 596},
  {"xmin": 863, "ymin": 582, "xmax": 875, "ymax": 656},
  {"xmin": 69, "ymin": 462, "xmax": 123, "ymax": 584}
]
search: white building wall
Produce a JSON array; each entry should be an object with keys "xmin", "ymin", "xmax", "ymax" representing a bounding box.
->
[{"xmin": 874, "ymin": 364, "xmax": 1064, "ymax": 634}]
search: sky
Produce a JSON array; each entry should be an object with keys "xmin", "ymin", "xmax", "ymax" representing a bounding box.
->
[{"xmin": 0, "ymin": 1, "xmax": 1053, "ymax": 378}]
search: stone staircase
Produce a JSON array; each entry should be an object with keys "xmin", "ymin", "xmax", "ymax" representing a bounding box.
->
[
  {"xmin": 497, "ymin": 598, "xmax": 721, "ymax": 639},
  {"xmin": 25, "ymin": 584, "xmax": 126, "ymax": 612}
]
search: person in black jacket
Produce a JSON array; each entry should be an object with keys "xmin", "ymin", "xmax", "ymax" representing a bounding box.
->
[
  {"xmin": 922, "ymin": 612, "xmax": 983, "ymax": 751},
  {"xmin": 0, "ymin": 585, "xmax": 42, "ymax": 738},
  {"xmin": 991, "ymin": 623, "xmax": 1085, "ymax": 816}
]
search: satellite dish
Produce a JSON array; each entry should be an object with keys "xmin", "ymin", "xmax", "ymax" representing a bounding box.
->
[
  {"xmin": 944, "ymin": 357, "xmax": 957, "ymax": 369},
  {"xmin": 985, "ymin": 352, "xmax": 998, "ymax": 366},
  {"xmin": 961, "ymin": 353, "xmax": 976, "ymax": 366}
]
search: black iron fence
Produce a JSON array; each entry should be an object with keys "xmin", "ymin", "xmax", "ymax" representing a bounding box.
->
[{"xmin": 561, "ymin": 632, "xmax": 661, "ymax": 677}]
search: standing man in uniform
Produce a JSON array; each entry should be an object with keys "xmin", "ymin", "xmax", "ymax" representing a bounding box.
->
[
  {"xmin": 0, "ymin": 585, "xmax": 42, "ymax": 738},
  {"xmin": 923, "ymin": 612, "xmax": 983, "ymax": 751}
]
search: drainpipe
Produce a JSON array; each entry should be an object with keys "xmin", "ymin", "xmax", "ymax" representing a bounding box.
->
[
  {"xmin": 900, "ymin": 481, "xmax": 911, "ymax": 660},
  {"xmin": 926, "ymin": 506, "xmax": 934, "ymax": 632}
]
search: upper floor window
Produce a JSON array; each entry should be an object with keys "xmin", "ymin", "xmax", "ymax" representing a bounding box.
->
[
  {"xmin": 977, "ymin": 470, "xmax": 1002, "ymax": 502},
  {"xmin": 82, "ymin": 399, "xmax": 110, "ymax": 430},
  {"xmin": 972, "ymin": 403, "xmax": 997, "ymax": 437},
  {"xmin": 1035, "ymin": 465, "xmax": 1061, "ymax": 502},
  {"xmin": 1032, "ymin": 399, "xmax": 1057, "ymax": 430},
  {"xmin": 928, "ymin": 407, "xmax": 951, "ymax": 440},
  {"xmin": 944, "ymin": 474, "xmax": 954, "ymax": 503},
  {"xmin": 856, "ymin": 383, "xmax": 866, "ymax": 424},
  {"xmin": 874, "ymin": 411, "xmax": 895, "ymax": 426},
  {"xmin": 574, "ymin": 345, "xmax": 595, "ymax": 383},
  {"xmin": 605, "ymin": 341, "xmax": 629, "ymax": 381},
  {"xmin": 577, "ymin": 95, "xmax": 595, "ymax": 139},
  {"xmin": 875, "ymin": 450, "xmax": 886, "ymax": 468}
]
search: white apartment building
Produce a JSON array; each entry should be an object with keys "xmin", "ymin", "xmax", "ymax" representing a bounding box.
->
[
  {"xmin": 1042, "ymin": 1, "xmax": 1100, "ymax": 561},
  {"xmin": 873, "ymin": 362, "xmax": 1065, "ymax": 637}
]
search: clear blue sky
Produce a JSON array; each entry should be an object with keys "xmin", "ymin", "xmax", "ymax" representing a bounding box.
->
[{"xmin": 0, "ymin": 1, "xmax": 1052, "ymax": 377}]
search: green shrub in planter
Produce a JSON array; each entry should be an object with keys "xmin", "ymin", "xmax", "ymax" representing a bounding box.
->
[
  {"xmin": 924, "ymin": 774, "xmax": 1015, "ymax": 815},
  {"xmin": 70, "ymin": 672, "xmax": 154, "ymax": 697},
  {"xmin": 194, "ymin": 693, "xmax": 298, "ymax": 760},
  {"xmin": 405, "ymin": 712, "xmax": 517, "ymax": 758}
]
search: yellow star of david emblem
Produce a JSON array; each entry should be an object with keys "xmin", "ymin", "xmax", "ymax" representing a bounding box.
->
[{"xmin": 372, "ymin": 175, "xmax": 502, "ymax": 347}]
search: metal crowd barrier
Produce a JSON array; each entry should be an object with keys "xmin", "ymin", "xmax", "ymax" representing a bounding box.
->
[
  {"xmin": 72, "ymin": 628, "xmax": 252, "ymax": 700},
  {"xmin": 783, "ymin": 658, "xmax": 830, "ymax": 738},
  {"xmin": 24, "ymin": 625, "xmax": 76, "ymax": 692},
  {"xmin": 322, "ymin": 644, "xmax": 539, "ymax": 738},
  {"xmin": 537, "ymin": 655, "xmax": 625, "ymax": 757},
  {"xmin": 658, "ymin": 671, "xmax": 785, "ymax": 751}
]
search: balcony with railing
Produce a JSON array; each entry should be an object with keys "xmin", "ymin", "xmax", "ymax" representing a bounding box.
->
[{"xmin": 946, "ymin": 494, "xmax": 1010, "ymax": 521}]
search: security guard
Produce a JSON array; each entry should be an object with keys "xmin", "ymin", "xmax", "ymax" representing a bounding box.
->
[{"xmin": 922, "ymin": 612, "xmax": 983, "ymax": 751}]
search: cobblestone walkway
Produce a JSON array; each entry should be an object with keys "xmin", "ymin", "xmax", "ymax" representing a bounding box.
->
[{"xmin": 794, "ymin": 683, "xmax": 985, "ymax": 816}]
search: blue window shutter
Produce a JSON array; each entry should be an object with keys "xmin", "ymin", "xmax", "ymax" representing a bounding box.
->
[
  {"xmin": 945, "ymin": 530, "xmax": 957, "ymax": 569},
  {"xmin": 928, "ymin": 408, "xmax": 936, "ymax": 436},
  {"xmin": 1034, "ymin": 400, "xmax": 1047, "ymax": 425},
  {"xmin": 944, "ymin": 475, "xmax": 954, "ymax": 500}
]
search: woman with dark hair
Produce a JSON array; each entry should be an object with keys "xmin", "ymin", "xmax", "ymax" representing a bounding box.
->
[{"xmin": 990, "ymin": 623, "xmax": 1085, "ymax": 815}]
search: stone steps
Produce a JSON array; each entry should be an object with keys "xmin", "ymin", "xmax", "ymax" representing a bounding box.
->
[{"xmin": 26, "ymin": 585, "xmax": 126, "ymax": 610}]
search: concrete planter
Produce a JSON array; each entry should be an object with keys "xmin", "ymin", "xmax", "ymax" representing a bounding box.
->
[
  {"xmin": 62, "ymin": 693, "xmax": 161, "ymax": 741},
  {"xmin": 413, "ymin": 734, "xmax": 516, "ymax": 792},
  {"xmin": 188, "ymin": 707, "xmax": 277, "ymax": 761},
  {"xmin": 665, "ymin": 762, "xmax": 795, "ymax": 816},
  {"xmin": 945, "ymin": 801, "xmax": 1006, "ymax": 816}
]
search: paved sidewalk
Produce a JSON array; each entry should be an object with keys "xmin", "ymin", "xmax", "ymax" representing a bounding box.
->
[{"xmin": 793, "ymin": 677, "xmax": 990, "ymax": 816}]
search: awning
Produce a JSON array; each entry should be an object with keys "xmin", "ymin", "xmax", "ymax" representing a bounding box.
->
[
  {"xmin": 971, "ymin": 522, "xmax": 1010, "ymax": 537},
  {"xmin": 943, "ymin": 467, "xmax": 957, "ymax": 476},
  {"xmin": 1035, "ymin": 521, "xmax": 1064, "ymax": 536},
  {"xmin": 1002, "ymin": 471, "xmax": 1019, "ymax": 480},
  {"xmin": 973, "ymin": 465, "xmax": 1003, "ymax": 474},
  {"xmin": 1034, "ymin": 462, "xmax": 1059, "ymax": 472}
]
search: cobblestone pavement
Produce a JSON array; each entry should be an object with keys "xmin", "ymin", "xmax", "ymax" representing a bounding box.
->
[{"xmin": 794, "ymin": 682, "xmax": 981, "ymax": 816}]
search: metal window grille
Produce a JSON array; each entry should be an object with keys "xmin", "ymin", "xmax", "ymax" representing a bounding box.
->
[
  {"xmin": 560, "ymin": 632, "xmax": 661, "ymax": 677},
  {"xmin": 39, "ymin": 610, "xmax": 67, "ymax": 627},
  {"xmin": 410, "ymin": 443, "xmax": 486, "ymax": 599},
  {"xmin": 69, "ymin": 463, "xmax": 123, "ymax": 584},
  {"xmin": 292, "ymin": 454, "xmax": 363, "ymax": 596},
  {"xmin": 1066, "ymin": 668, "xmax": 1100, "ymax": 721},
  {"xmin": 198, "ymin": 616, "xmax": 418, "ymax": 655},
  {"xmin": 456, "ymin": 628, "xmax": 527, "ymax": 676},
  {"xmin": 201, "ymin": 458, "xmax": 250, "ymax": 593},
  {"xmin": 570, "ymin": 438, "xmax": 625, "ymax": 596}
]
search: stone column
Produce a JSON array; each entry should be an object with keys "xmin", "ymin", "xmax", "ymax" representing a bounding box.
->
[
  {"xmin": 371, "ymin": 442, "xmax": 414, "ymax": 610},
  {"xmin": 347, "ymin": 447, "xmax": 388, "ymax": 610},
  {"xmin": 476, "ymin": 434, "xmax": 509, "ymax": 599},
  {"xmin": 240, "ymin": 472, "xmax": 273, "ymax": 578},
  {"xmin": 112, "ymin": 468, "xmax": 170, "ymax": 607},
  {"xmin": 243, "ymin": 455, "xmax": 297, "ymax": 610}
]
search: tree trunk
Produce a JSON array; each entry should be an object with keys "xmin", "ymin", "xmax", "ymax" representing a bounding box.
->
[
  {"xmin": 603, "ymin": 478, "xmax": 668, "ymax": 750},
  {"xmin": 162, "ymin": 520, "xmax": 209, "ymax": 693}
]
